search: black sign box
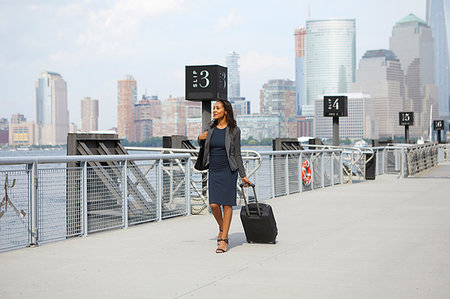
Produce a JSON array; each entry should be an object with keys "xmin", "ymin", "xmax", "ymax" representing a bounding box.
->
[
  {"xmin": 185, "ymin": 65, "xmax": 227, "ymax": 101},
  {"xmin": 323, "ymin": 96, "xmax": 348, "ymax": 117},
  {"xmin": 433, "ymin": 120, "xmax": 444, "ymax": 130},
  {"xmin": 399, "ymin": 112, "xmax": 414, "ymax": 126}
]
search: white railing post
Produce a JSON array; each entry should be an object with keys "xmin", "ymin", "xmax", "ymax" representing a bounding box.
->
[
  {"xmin": 285, "ymin": 154, "xmax": 289, "ymax": 195},
  {"xmin": 270, "ymin": 155, "xmax": 275, "ymax": 199},
  {"xmin": 82, "ymin": 161, "xmax": 88, "ymax": 237},
  {"xmin": 331, "ymin": 152, "xmax": 334, "ymax": 186},
  {"xmin": 157, "ymin": 159, "xmax": 163, "ymax": 221},
  {"xmin": 321, "ymin": 153, "xmax": 325, "ymax": 188},
  {"xmin": 185, "ymin": 158, "xmax": 191, "ymax": 216},
  {"xmin": 30, "ymin": 162, "xmax": 38, "ymax": 245},
  {"xmin": 340, "ymin": 152, "xmax": 343, "ymax": 184},
  {"xmin": 122, "ymin": 160, "xmax": 128, "ymax": 229},
  {"xmin": 299, "ymin": 152, "xmax": 303, "ymax": 193}
]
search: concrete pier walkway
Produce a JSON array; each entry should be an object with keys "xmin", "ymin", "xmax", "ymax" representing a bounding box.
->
[{"xmin": 1, "ymin": 163, "xmax": 450, "ymax": 298}]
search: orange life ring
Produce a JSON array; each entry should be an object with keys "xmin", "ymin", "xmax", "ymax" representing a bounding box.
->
[{"xmin": 301, "ymin": 160, "xmax": 312, "ymax": 185}]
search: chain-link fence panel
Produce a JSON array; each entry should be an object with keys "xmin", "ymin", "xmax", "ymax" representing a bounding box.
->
[
  {"xmin": 127, "ymin": 160, "xmax": 158, "ymax": 225},
  {"xmin": 0, "ymin": 170, "xmax": 30, "ymax": 252},
  {"xmin": 255, "ymin": 155, "xmax": 272, "ymax": 201},
  {"xmin": 37, "ymin": 167, "xmax": 82, "ymax": 243},
  {"xmin": 162, "ymin": 158, "xmax": 188, "ymax": 219},
  {"xmin": 273, "ymin": 155, "xmax": 287, "ymax": 197},
  {"xmin": 87, "ymin": 165, "xmax": 124, "ymax": 233}
]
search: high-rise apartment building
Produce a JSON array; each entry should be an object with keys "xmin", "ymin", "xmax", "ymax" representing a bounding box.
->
[
  {"xmin": 353, "ymin": 50, "xmax": 405, "ymax": 138},
  {"xmin": 117, "ymin": 75, "xmax": 137, "ymax": 141},
  {"xmin": 390, "ymin": 14, "xmax": 439, "ymax": 138},
  {"xmin": 260, "ymin": 79, "xmax": 296, "ymax": 137},
  {"xmin": 314, "ymin": 93, "xmax": 378, "ymax": 140},
  {"xmin": 161, "ymin": 97, "xmax": 186, "ymax": 136},
  {"xmin": 427, "ymin": 0, "xmax": 450, "ymax": 117},
  {"xmin": 81, "ymin": 97, "xmax": 99, "ymax": 132},
  {"xmin": 305, "ymin": 19, "xmax": 356, "ymax": 114},
  {"xmin": 226, "ymin": 51, "xmax": 240, "ymax": 99},
  {"xmin": 294, "ymin": 27, "xmax": 306, "ymax": 115},
  {"xmin": 134, "ymin": 95, "xmax": 161, "ymax": 141},
  {"xmin": 35, "ymin": 71, "xmax": 69, "ymax": 145}
]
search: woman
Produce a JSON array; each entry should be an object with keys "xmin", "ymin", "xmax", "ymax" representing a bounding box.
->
[{"xmin": 198, "ymin": 99, "xmax": 252, "ymax": 253}]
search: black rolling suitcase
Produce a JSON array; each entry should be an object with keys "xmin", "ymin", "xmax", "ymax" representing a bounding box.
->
[{"xmin": 239, "ymin": 183, "xmax": 278, "ymax": 244}]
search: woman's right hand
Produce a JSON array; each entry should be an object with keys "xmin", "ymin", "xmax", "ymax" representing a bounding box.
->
[{"xmin": 198, "ymin": 131, "xmax": 208, "ymax": 140}]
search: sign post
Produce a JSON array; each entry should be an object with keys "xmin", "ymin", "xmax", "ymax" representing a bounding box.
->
[
  {"xmin": 399, "ymin": 112, "xmax": 414, "ymax": 143},
  {"xmin": 323, "ymin": 96, "xmax": 348, "ymax": 146},
  {"xmin": 433, "ymin": 120, "xmax": 444, "ymax": 143},
  {"xmin": 185, "ymin": 65, "xmax": 227, "ymax": 130}
]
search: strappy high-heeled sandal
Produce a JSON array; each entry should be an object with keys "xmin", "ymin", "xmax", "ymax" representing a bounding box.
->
[
  {"xmin": 217, "ymin": 228, "xmax": 223, "ymax": 245},
  {"xmin": 216, "ymin": 238, "xmax": 228, "ymax": 253}
]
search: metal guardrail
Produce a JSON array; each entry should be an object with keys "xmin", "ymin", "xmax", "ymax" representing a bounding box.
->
[{"xmin": 0, "ymin": 154, "xmax": 191, "ymax": 252}]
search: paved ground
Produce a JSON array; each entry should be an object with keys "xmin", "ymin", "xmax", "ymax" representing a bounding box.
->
[{"xmin": 1, "ymin": 163, "xmax": 450, "ymax": 299}]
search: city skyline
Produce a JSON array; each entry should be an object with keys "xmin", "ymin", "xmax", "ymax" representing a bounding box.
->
[{"xmin": 0, "ymin": 0, "xmax": 425, "ymax": 130}]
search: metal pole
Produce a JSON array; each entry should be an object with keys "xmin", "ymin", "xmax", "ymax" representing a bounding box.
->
[
  {"xmin": 30, "ymin": 162, "xmax": 38, "ymax": 245},
  {"xmin": 333, "ymin": 116, "xmax": 339, "ymax": 146},
  {"xmin": 122, "ymin": 160, "xmax": 128, "ymax": 229},
  {"xmin": 284, "ymin": 154, "xmax": 289, "ymax": 195},
  {"xmin": 405, "ymin": 125, "xmax": 409, "ymax": 144},
  {"xmin": 157, "ymin": 159, "xmax": 163, "ymax": 221},
  {"xmin": 82, "ymin": 162, "xmax": 88, "ymax": 237},
  {"xmin": 270, "ymin": 155, "xmax": 275, "ymax": 199},
  {"xmin": 201, "ymin": 100, "xmax": 211, "ymax": 201},
  {"xmin": 437, "ymin": 130, "xmax": 441, "ymax": 143},
  {"xmin": 185, "ymin": 157, "xmax": 191, "ymax": 216}
]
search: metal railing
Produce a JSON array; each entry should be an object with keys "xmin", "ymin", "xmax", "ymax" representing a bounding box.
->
[
  {"xmin": 0, "ymin": 154, "xmax": 191, "ymax": 252},
  {"xmin": 372, "ymin": 142, "xmax": 441, "ymax": 177}
]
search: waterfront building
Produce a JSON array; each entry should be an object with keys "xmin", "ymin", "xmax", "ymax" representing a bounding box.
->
[
  {"xmin": 35, "ymin": 71, "xmax": 69, "ymax": 145},
  {"xmin": 226, "ymin": 51, "xmax": 240, "ymax": 98},
  {"xmin": 236, "ymin": 114, "xmax": 282, "ymax": 140},
  {"xmin": 305, "ymin": 19, "xmax": 356, "ymax": 115},
  {"xmin": 353, "ymin": 50, "xmax": 405, "ymax": 138},
  {"xmin": 294, "ymin": 26, "xmax": 306, "ymax": 115},
  {"xmin": 11, "ymin": 114, "xmax": 26, "ymax": 124},
  {"xmin": 259, "ymin": 79, "xmax": 296, "ymax": 137},
  {"xmin": 287, "ymin": 115, "xmax": 314, "ymax": 138},
  {"xmin": 390, "ymin": 14, "xmax": 439, "ymax": 138},
  {"xmin": 0, "ymin": 118, "xmax": 8, "ymax": 145},
  {"xmin": 133, "ymin": 95, "xmax": 161, "ymax": 142},
  {"xmin": 427, "ymin": 0, "xmax": 450, "ymax": 117},
  {"xmin": 8, "ymin": 115, "xmax": 36, "ymax": 147},
  {"xmin": 186, "ymin": 100, "xmax": 202, "ymax": 140},
  {"xmin": 117, "ymin": 75, "xmax": 137, "ymax": 141},
  {"xmin": 81, "ymin": 97, "xmax": 99, "ymax": 132},
  {"xmin": 314, "ymin": 93, "xmax": 378, "ymax": 140},
  {"xmin": 229, "ymin": 97, "xmax": 251, "ymax": 116},
  {"xmin": 161, "ymin": 97, "xmax": 186, "ymax": 137}
]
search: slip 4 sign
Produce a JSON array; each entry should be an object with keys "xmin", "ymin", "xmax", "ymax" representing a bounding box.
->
[
  {"xmin": 185, "ymin": 65, "xmax": 227, "ymax": 101},
  {"xmin": 323, "ymin": 96, "xmax": 348, "ymax": 117}
]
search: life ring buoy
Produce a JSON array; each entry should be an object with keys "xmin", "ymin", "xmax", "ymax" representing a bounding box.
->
[{"xmin": 301, "ymin": 160, "xmax": 312, "ymax": 186}]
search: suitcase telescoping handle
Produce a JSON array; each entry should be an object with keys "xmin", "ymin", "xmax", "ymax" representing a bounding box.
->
[{"xmin": 239, "ymin": 183, "xmax": 262, "ymax": 217}]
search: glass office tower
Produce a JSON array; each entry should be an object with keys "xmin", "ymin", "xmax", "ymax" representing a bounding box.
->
[
  {"xmin": 226, "ymin": 51, "xmax": 240, "ymax": 99},
  {"xmin": 35, "ymin": 71, "xmax": 69, "ymax": 145},
  {"xmin": 427, "ymin": 0, "xmax": 450, "ymax": 117},
  {"xmin": 305, "ymin": 19, "xmax": 356, "ymax": 113}
]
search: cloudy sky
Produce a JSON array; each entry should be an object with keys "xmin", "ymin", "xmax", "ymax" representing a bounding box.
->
[{"xmin": 0, "ymin": 0, "xmax": 425, "ymax": 130}]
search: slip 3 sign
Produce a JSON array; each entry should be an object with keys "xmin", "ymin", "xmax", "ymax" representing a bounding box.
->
[{"xmin": 185, "ymin": 65, "xmax": 227, "ymax": 101}]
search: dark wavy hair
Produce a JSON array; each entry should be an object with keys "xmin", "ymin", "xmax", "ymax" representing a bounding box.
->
[{"xmin": 211, "ymin": 99, "xmax": 237, "ymax": 130}]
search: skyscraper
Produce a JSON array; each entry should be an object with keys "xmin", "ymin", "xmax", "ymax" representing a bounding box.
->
[
  {"xmin": 294, "ymin": 27, "xmax": 306, "ymax": 115},
  {"xmin": 259, "ymin": 79, "xmax": 296, "ymax": 137},
  {"xmin": 81, "ymin": 97, "xmax": 99, "ymax": 132},
  {"xmin": 353, "ymin": 50, "xmax": 405, "ymax": 138},
  {"xmin": 35, "ymin": 71, "xmax": 69, "ymax": 145},
  {"xmin": 427, "ymin": 0, "xmax": 450, "ymax": 117},
  {"xmin": 117, "ymin": 75, "xmax": 137, "ymax": 140},
  {"xmin": 390, "ymin": 14, "xmax": 438, "ymax": 137},
  {"xmin": 305, "ymin": 19, "xmax": 356, "ymax": 114},
  {"xmin": 226, "ymin": 51, "xmax": 240, "ymax": 99}
]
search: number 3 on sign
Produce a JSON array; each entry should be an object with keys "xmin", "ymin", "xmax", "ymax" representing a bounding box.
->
[{"xmin": 199, "ymin": 70, "xmax": 210, "ymax": 88}]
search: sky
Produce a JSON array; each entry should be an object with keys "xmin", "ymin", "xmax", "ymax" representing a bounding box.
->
[{"xmin": 0, "ymin": 0, "xmax": 425, "ymax": 130}]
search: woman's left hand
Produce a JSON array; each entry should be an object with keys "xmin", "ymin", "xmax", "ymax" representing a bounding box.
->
[{"xmin": 241, "ymin": 176, "xmax": 252, "ymax": 187}]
